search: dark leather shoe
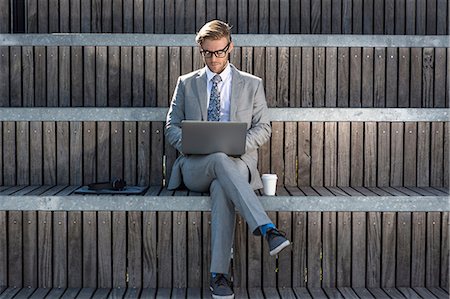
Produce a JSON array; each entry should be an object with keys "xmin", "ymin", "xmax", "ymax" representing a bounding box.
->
[
  {"xmin": 266, "ymin": 228, "xmax": 291, "ymax": 256},
  {"xmin": 210, "ymin": 274, "xmax": 234, "ymax": 299}
]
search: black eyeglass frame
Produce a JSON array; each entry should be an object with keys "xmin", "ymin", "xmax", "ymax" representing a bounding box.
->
[{"xmin": 199, "ymin": 42, "xmax": 231, "ymax": 58}]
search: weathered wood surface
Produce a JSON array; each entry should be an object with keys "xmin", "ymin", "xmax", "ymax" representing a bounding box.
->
[
  {"xmin": 0, "ymin": 287, "xmax": 448, "ymax": 299},
  {"xmin": 0, "ymin": 119, "xmax": 447, "ymax": 188},
  {"xmin": 3, "ymin": 0, "xmax": 448, "ymax": 34},
  {"xmin": 0, "ymin": 186, "xmax": 448, "ymax": 290}
]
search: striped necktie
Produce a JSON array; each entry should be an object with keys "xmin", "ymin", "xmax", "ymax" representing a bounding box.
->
[{"xmin": 207, "ymin": 75, "xmax": 222, "ymax": 121}]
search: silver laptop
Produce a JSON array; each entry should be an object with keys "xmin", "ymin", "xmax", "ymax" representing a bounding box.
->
[{"xmin": 181, "ymin": 121, "xmax": 247, "ymax": 156}]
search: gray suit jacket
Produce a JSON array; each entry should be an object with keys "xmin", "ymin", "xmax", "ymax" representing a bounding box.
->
[{"xmin": 165, "ymin": 64, "xmax": 271, "ymax": 190}]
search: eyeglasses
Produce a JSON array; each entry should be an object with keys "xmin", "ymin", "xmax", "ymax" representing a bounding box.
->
[{"xmin": 200, "ymin": 42, "xmax": 231, "ymax": 58}]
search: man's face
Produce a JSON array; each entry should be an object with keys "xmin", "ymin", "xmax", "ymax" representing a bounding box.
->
[{"xmin": 200, "ymin": 37, "xmax": 233, "ymax": 74}]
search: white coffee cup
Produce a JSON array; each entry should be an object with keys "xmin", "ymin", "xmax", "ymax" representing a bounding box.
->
[{"xmin": 261, "ymin": 174, "xmax": 278, "ymax": 196}]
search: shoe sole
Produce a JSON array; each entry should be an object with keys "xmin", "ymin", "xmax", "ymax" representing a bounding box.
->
[
  {"xmin": 269, "ymin": 240, "xmax": 291, "ymax": 256},
  {"xmin": 210, "ymin": 287, "xmax": 235, "ymax": 299}
]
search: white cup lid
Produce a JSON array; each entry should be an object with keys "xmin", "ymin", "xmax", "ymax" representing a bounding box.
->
[{"xmin": 262, "ymin": 174, "xmax": 278, "ymax": 179}]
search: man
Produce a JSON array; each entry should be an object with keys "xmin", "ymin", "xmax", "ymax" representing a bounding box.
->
[{"xmin": 165, "ymin": 20, "xmax": 290, "ymax": 299}]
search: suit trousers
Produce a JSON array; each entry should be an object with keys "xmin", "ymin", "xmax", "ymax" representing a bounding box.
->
[{"xmin": 179, "ymin": 152, "xmax": 272, "ymax": 274}]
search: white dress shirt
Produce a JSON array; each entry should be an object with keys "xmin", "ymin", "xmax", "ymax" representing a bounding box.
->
[{"xmin": 206, "ymin": 64, "xmax": 232, "ymax": 121}]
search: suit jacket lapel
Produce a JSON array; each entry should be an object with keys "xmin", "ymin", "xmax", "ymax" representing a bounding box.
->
[
  {"xmin": 230, "ymin": 65, "xmax": 243, "ymax": 121},
  {"xmin": 195, "ymin": 68, "xmax": 208, "ymax": 120}
]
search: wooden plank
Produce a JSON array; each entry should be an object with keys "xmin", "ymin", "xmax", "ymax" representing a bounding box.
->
[
  {"xmin": 3, "ymin": 122, "xmax": 16, "ymax": 185},
  {"xmin": 301, "ymin": 48, "xmax": 313, "ymax": 107},
  {"xmin": 83, "ymin": 122, "xmax": 96, "ymax": 184},
  {"xmin": 417, "ymin": 122, "xmax": 431, "ymax": 186},
  {"xmin": 56, "ymin": 122, "xmax": 70, "ymax": 185},
  {"xmin": 361, "ymin": 48, "xmax": 374, "ymax": 107},
  {"xmin": 16, "ymin": 122, "xmax": 29, "ymax": 185},
  {"xmin": 37, "ymin": 212, "xmax": 52, "ymax": 288},
  {"xmin": 0, "ymin": 211, "xmax": 6, "ymax": 286},
  {"xmin": 374, "ymin": 48, "xmax": 386, "ymax": 107},
  {"xmin": 158, "ymin": 208, "xmax": 173, "ymax": 287},
  {"xmin": 84, "ymin": 46, "xmax": 96, "ymax": 106},
  {"xmin": 428, "ymin": 287, "xmax": 449, "ymax": 299},
  {"xmin": 427, "ymin": 212, "xmax": 441, "ymax": 286},
  {"xmin": 173, "ymin": 192, "xmax": 187, "ymax": 288},
  {"xmin": 52, "ymin": 212, "xmax": 67, "ymax": 288},
  {"xmin": 352, "ymin": 211, "xmax": 366, "ymax": 288},
  {"xmin": 95, "ymin": 47, "xmax": 108, "ymax": 107},
  {"xmin": 349, "ymin": 48, "xmax": 362, "ymax": 107},
  {"xmin": 322, "ymin": 210, "xmax": 336, "ymax": 287},
  {"xmin": 0, "ymin": 46, "xmax": 9, "ymax": 107},
  {"xmin": 132, "ymin": 47, "xmax": 145, "ymax": 106},
  {"xmin": 330, "ymin": 0, "xmax": 341, "ymax": 33},
  {"xmin": 297, "ymin": 122, "xmax": 311, "ymax": 187},
  {"xmin": 96, "ymin": 122, "xmax": 110, "ymax": 182},
  {"xmin": 409, "ymin": 48, "xmax": 422, "ymax": 108},
  {"xmin": 22, "ymin": 211, "xmax": 38, "ymax": 288},
  {"xmin": 385, "ymin": 48, "xmax": 397, "ymax": 107},
  {"xmin": 397, "ymin": 287, "xmax": 422, "ymax": 299},
  {"xmin": 112, "ymin": 212, "xmax": 126, "ymax": 288},
  {"xmin": 311, "ymin": 122, "xmax": 324, "ymax": 186},
  {"xmin": 69, "ymin": 122, "xmax": 82, "ymax": 185},
  {"xmin": 127, "ymin": 211, "xmax": 142, "ymax": 288},
  {"xmin": 155, "ymin": 287, "xmax": 171, "ymax": 299},
  {"xmin": 367, "ymin": 212, "xmax": 381, "ymax": 287},
  {"xmin": 404, "ymin": 123, "xmax": 418, "ymax": 186},
  {"xmin": 290, "ymin": 48, "xmax": 302, "ymax": 107},
  {"xmin": 0, "ymin": 287, "xmax": 21, "ymax": 298},
  {"xmin": 390, "ymin": 123, "xmax": 404, "ymax": 186},
  {"xmin": 337, "ymin": 212, "xmax": 351, "ymax": 287},
  {"xmin": 67, "ymin": 212, "xmax": 82, "ymax": 287},
  {"xmin": 202, "ymin": 211, "xmax": 211, "ymax": 288},
  {"xmin": 338, "ymin": 287, "xmax": 359, "ymax": 298},
  {"xmin": 324, "ymin": 122, "xmax": 337, "ymax": 186},
  {"xmin": 262, "ymin": 211, "xmax": 276, "ymax": 287},
  {"xmin": 82, "ymin": 212, "xmax": 97, "ymax": 287},
  {"xmin": 110, "ymin": 122, "xmax": 124, "ymax": 180},
  {"xmin": 186, "ymin": 287, "xmax": 201, "ymax": 299},
  {"xmin": 301, "ymin": 0, "xmax": 311, "ymax": 33},
  {"xmin": 377, "ymin": 122, "xmax": 390, "ymax": 186},
  {"xmin": 60, "ymin": 288, "xmax": 82, "ymax": 298},
  {"xmin": 60, "ymin": 46, "xmax": 72, "ymax": 106},
  {"xmin": 307, "ymin": 209, "xmax": 321, "ymax": 288},
  {"xmin": 277, "ymin": 209, "xmax": 292, "ymax": 287},
  {"xmin": 381, "ymin": 213, "xmax": 396, "ymax": 288},
  {"xmin": 349, "ymin": 122, "xmax": 363, "ymax": 186},
  {"xmin": 8, "ymin": 211, "xmax": 23, "ymax": 287},
  {"xmin": 411, "ymin": 212, "xmax": 426, "ymax": 286},
  {"xmin": 422, "ymin": 48, "xmax": 434, "ymax": 107},
  {"xmin": 337, "ymin": 48, "xmax": 349, "ymax": 107},
  {"xmin": 43, "ymin": 122, "xmax": 56, "ymax": 185},
  {"xmin": 108, "ymin": 47, "xmax": 120, "ymax": 106},
  {"xmin": 313, "ymin": 47, "xmax": 325, "ymax": 107},
  {"xmin": 97, "ymin": 212, "xmax": 112, "ymax": 288},
  {"xmin": 29, "ymin": 288, "xmax": 52, "ymax": 298},
  {"xmin": 143, "ymin": 211, "xmax": 157, "ymax": 288},
  {"xmin": 431, "ymin": 122, "xmax": 444, "ymax": 186},
  {"xmin": 442, "ymin": 212, "xmax": 449, "ymax": 289},
  {"xmin": 293, "ymin": 287, "xmax": 312, "ymax": 298},
  {"xmin": 325, "ymin": 47, "xmax": 337, "ymax": 107},
  {"xmin": 364, "ymin": 122, "xmax": 377, "ymax": 186},
  {"xmin": 234, "ymin": 214, "xmax": 247, "ymax": 288},
  {"xmin": 187, "ymin": 210, "xmax": 202, "ymax": 288},
  {"xmin": 140, "ymin": 288, "xmax": 156, "ymax": 298},
  {"xmin": 120, "ymin": 47, "xmax": 132, "ymax": 107},
  {"xmin": 395, "ymin": 212, "xmax": 412, "ymax": 287},
  {"xmin": 124, "ymin": 122, "xmax": 137, "ymax": 184},
  {"xmin": 9, "ymin": 47, "xmax": 21, "ymax": 107},
  {"xmin": 22, "ymin": 47, "xmax": 34, "ymax": 107},
  {"xmin": 291, "ymin": 210, "xmax": 306, "ymax": 287},
  {"xmin": 434, "ymin": 48, "xmax": 446, "ymax": 108}
]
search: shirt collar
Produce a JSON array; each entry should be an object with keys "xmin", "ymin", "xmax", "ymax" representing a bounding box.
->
[{"xmin": 206, "ymin": 63, "xmax": 231, "ymax": 83}]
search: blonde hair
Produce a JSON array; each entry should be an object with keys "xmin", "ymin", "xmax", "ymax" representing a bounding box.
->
[{"xmin": 195, "ymin": 20, "xmax": 232, "ymax": 45}]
